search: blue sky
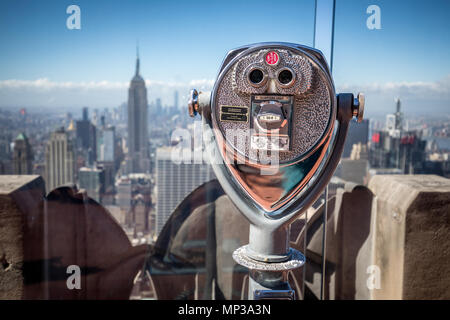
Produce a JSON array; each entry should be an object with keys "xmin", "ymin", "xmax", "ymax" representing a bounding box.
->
[{"xmin": 0, "ymin": 0, "xmax": 449, "ymax": 116}]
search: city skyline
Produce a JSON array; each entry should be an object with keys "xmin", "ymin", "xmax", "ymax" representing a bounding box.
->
[
  {"xmin": 1, "ymin": 1, "xmax": 450, "ymax": 303},
  {"xmin": 0, "ymin": 0, "xmax": 449, "ymax": 116}
]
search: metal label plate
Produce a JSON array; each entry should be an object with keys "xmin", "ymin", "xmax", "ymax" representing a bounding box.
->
[{"xmin": 220, "ymin": 105, "xmax": 249, "ymax": 123}]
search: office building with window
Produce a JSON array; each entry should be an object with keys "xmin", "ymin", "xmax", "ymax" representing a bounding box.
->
[{"xmin": 155, "ymin": 147, "xmax": 215, "ymax": 236}]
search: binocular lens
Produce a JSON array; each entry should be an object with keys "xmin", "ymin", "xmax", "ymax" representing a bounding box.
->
[
  {"xmin": 278, "ymin": 69, "xmax": 294, "ymax": 85},
  {"xmin": 249, "ymin": 68, "xmax": 265, "ymax": 85}
]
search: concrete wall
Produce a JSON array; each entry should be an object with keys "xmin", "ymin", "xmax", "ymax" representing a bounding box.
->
[
  {"xmin": 1, "ymin": 174, "xmax": 449, "ymax": 299},
  {"xmin": 292, "ymin": 183, "xmax": 376, "ymax": 299},
  {"xmin": 369, "ymin": 175, "xmax": 450, "ymax": 299},
  {"xmin": 0, "ymin": 175, "xmax": 147, "ymax": 299},
  {"xmin": 0, "ymin": 176, "xmax": 41, "ymax": 299},
  {"xmin": 300, "ymin": 174, "xmax": 450, "ymax": 300}
]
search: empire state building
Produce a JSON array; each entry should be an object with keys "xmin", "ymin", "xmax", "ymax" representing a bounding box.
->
[{"xmin": 127, "ymin": 49, "xmax": 149, "ymax": 173}]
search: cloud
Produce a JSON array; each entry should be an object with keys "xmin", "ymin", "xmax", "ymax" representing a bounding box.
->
[
  {"xmin": 144, "ymin": 79, "xmax": 214, "ymax": 88},
  {"xmin": 337, "ymin": 76, "xmax": 450, "ymax": 117},
  {"xmin": 0, "ymin": 76, "xmax": 448, "ymax": 116},
  {"xmin": 0, "ymin": 78, "xmax": 215, "ymax": 109},
  {"xmin": 0, "ymin": 78, "xmax": 215, "ymax": 91},
  {"xmin": 337, "ymin": 75, "xmax": 450, "ymax": 100},
  {"xmin": 0, "ymin": 78, "xmax": 129, "ymax": 90}
]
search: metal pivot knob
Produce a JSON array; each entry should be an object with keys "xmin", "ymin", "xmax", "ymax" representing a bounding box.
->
[
  {"xmin": 352, "ymin": 92, "xmax": 365, "ymax": 123},
  {"xmin": 188, "ymin": 89, "xmax": 200, "ymax": 117}
]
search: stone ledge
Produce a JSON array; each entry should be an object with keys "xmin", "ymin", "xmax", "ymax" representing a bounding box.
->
[
  {"xmin": 369, "ymin": 174, "xmax": 450, "ymax": 299},
  {"xmin": 369, "ymin": 175, "xmax": 450, "ymax": 212},
  {"xmin": 0, "ymin": 175, "xmax": 44, "ymax": 299},
  {"xmin": 0, "ymin": 175, "xmax": 42, "ymax": 195},
  {"xmin": 0, "ymin": 175, "xmax": 146, "ymax": 299}
]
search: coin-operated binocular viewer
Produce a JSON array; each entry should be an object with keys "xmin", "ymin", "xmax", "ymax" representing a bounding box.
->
[{"xmin": 187, "ymin": 42, "xmax": 364, "ymax": 300}]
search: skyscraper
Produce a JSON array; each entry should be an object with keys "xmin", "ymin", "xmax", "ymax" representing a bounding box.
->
[
  {"xmin": 174, "ymin": 90, "xmax": 179, "ymax": 109},
  {"xmin": 369, "ymin": 99, "xmax": 426, "ymax": 174},
  {"xmin": 155, "ymin": 147, "xmax": 215, "ymax": 236},
  {"xmin": 12, "ymin": 133, "xmax": 33, "ymax": 174},
  {"xmin": 155, "ymin": 98, "xmax": 162, "ymax": 115},
  {"xmin": 386, "ymin": 98, "xmax": 403, "ymax": 138},
  {"xmin": 45, "ymin": 128, "xmax": 75, "ymax": 193},
  {"xmin": 116, "ymin": 175, "xmax": 132, "ymax": 213},
  {"xmin": 127, "ymin": 47, "xmax": 149, "ymax": 173},
  {"xmin": 76, "ymin": 107, "xmax": 97, "ymax": 165},
  {"xmin": 97, "ymin": 120, "xmax": 115, "ymax": 163},
  {"xmin": 82, "ymin": 107, "xmax": 88, "ymax": 122},
  {"xmin": 0, "ymin": 132, "xmax": 11, "ymax": 174},
  {"xmin": 78, "ymin": 166, "xmax": 105, "ymax": 203}
]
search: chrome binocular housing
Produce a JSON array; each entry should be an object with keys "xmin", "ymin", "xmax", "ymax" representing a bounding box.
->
[{"xmin": 188, "ymin": 42, "xmax": 364, "ymax": 299}]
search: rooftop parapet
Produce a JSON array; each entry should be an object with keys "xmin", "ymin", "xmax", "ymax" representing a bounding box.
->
[{"xmin": 0, "ymin": 175, "xmax": 147, "ymax": 299}]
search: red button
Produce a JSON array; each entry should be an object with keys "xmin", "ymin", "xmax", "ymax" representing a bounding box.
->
[{"xmin": 265, "ymin": 51, "xmax": 279, "ymax": 65}]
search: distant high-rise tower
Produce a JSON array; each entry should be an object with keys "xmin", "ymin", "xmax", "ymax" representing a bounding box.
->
[
  {"xmin": 386, "ymin": 98, "xmax": 403, "ymax": 138},
  {"xmin": 12, "ymin": 133, "xmax": 33, "ymax": 174},
  {"xmin": 0, "ymin": 131, "xmax": 12, "ymax": 174},
  {"xmin": 394, "ymin": 98, "xmax": 403, "ymax": 132},
  {"xmin": 155, "ymin": 147, "xmax": 215, "ymax": 236},
  {"xmin": 174, "ymin": 90, "xmax": 179, "ymax": 109},
  {"xmin": 45, "ymin": 128, "xmax": 75, "ymax": 193},
  {"xmin": 82, "ymin": 107, "xmax": 89, "ymax": 121},
  {"xmin": 155, "ymin": 98, "xmax": 162, "ymax": 114},
  {"xmin": 127, "ymin": 46, "xmax": 149, "ymax": 173},
  {"xmin": 97, "ymin": 123, "xmax": 115, "ymax": 163},
  {"xmin": 76, "ymin": 107, "xmax": 97, "ymax": 164},
  {"xmin": 78, "ymin": 166, "xmax": 105, "ymax": 203},
  {"xmin": 116, "ymin": 175, "xmax": 132, "ymax": 213}
]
